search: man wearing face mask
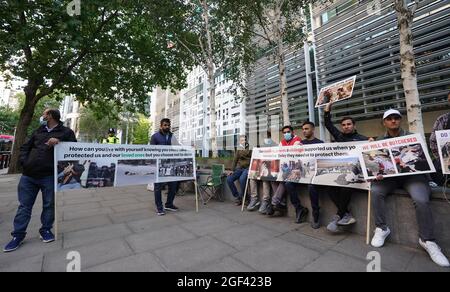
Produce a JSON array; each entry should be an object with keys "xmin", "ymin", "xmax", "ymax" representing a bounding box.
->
[
  {"xmin": 227, "ymin": 135, "xmax": 252, "ymax": 206},
  {"xmin": 267, "ymin": 126, "xmax": 302, "ymax": 217},
  {"xmin": 150, "ymin": 119, "xmax": 180, "ymax": 216},
  {"xmin": 4, "ymin": 109, "xmax": 77, "ymax": 253},
  {"xmin": 247, "ymin": 131, "xmax": 278, "ymax": 213}
]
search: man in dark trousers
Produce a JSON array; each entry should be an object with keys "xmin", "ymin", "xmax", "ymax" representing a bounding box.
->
[
  {"xmin": 4, "ymin": 109, "xmax": 77, "ymax": 253},
  {"xmin": 286, "ymin": 121, "xmax": 327, "ymax": 229},
  {"xmin": 150, "ymin": 118, "xmax": 180, "ymax": 216},
  {"xmin": 324, "ymin": 101, "xmax": 368, "ymax": 232}
]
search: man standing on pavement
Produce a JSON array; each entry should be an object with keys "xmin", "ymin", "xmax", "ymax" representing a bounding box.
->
[
  {"xmin": 4, "ymin": 109, "xmax": 77, "ymax": 253},
  {"xmin": 150, "ymin": 119, "xmax": 180, "ymax": 216},
  {"xmin": 324, "ymin": 101, "xmax": 368, "ymax": 232}
]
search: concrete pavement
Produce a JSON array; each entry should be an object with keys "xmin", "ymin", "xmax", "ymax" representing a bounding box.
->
[{"xmin": 0, "ymin": 174, "xmax": 448, "ymax": 272}]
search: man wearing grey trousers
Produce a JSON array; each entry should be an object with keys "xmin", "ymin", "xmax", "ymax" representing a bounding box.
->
[{"xmin": 370, "ymin": 109, "xmax": 449, "ymax": 268}]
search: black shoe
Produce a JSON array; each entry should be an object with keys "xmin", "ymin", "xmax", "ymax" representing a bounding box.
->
[
  {"xmin": 272, "ymin": 204, "xmax": 287, "ymax": 217},
  {"xmin": 295, "ymin": 206, "xmax": 309, "ymax": 224},
  {"xmin": 266, "ymin": 204, "xmax": 275, "ymax": 216},
  {"xmin": 234, "ymin": 198, "xmax": 242, "ymax": 206},
  {"xmin": 164, "ymin": 205, "xmax": 179, "ymax": 212},
  {"xmin": 311, "ymin": 209, "xmax": 320, "ymax": 229}
]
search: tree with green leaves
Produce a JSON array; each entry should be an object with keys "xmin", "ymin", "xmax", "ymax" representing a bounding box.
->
[
  {"xmin": 78, "ymin": 105, "xmax": 121, "ymax": 143},
  {"xmin": 0, "ymin": 0, "xmax": 195, "ymax": 173},
  {"xmin": 174, "ymin": 0, "xmax": 256, "ymax": 157},
  {"xmin": 242, "ymin": 0, "xmax": 318, "ymax": 126},
  {"xmin": 132, "ymin": 114, "xmax": 151, "ymax": 145}
]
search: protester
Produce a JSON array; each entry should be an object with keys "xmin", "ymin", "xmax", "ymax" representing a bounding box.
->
[
  {"xmin": 150, "ymin": 119, "xmax": 180, "ymax": 216},
  {"xmin": 285, "ymin": 121, "xmax": 326, "ymax": 228},
  {"xmin": 370, "ymin": 109, "xmax": 449, "ymax": 267},
  {"xmin": 267, "ymin": 126, "xmax": 302, "ymax": 217},
  {"xmin": 429, "ymin": 91, "xmax": 450, "ymax": 185},
  {"xmin": 227, "ymin": 135, "xmax": 252, "ymax": 206},
  {"xmin": 102, "ymin": 128, "xmax": 120, "ymax": 144},
  {"xmin": 324, "ymin": 101, "xmax": 368, "ymax": 232},
  {"xmin": 248, "ymin": 131, "xmax": 279, "ymax": 213},
  {"xmin": 4, "ymin": 109, "xmax": 77, "ymax": 253}
]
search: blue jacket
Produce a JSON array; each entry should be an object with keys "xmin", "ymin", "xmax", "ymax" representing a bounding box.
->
[{"xmin": 150, "ymin": 131, "xmax": 178, "ymax": 146}]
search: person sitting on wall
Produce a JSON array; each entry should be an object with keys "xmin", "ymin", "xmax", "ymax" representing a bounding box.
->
[{"xmin": 227, "ymin": 135, "xmax": 252, "ymax": 206}]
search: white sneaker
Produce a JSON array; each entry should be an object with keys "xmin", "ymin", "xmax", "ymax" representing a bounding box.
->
[
  {"xmin": 419, "ymin": 239, "xmax": 450, "ymax": 268},
  {"xmin": 371, "ymin": 227, "xmax": 391, "ymax": 248}
]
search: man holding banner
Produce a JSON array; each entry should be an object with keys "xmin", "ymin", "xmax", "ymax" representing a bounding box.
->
[
  {"xmin": 429, "ymin": 92, "xmax": 450, "ymax": 184},
  {"xmin": 370, "ymin": 109, "xmax": 449, "ymax": 268},
  {"xmin": 267, "ymin": 126, "xmax": 302, "ymax": 217},
  {"xmin": 247, "ymin": 131, "xmax": 278, "ymax": 213},
  {"xmin": 150, "ymin": 119, "xmax": 180, "ymax": 216},
  {"xmin": 4, "ymin": 109, "xmax": 77, "ymax": 253},
  {"xmin": 324, "ymin": 102, "xmax": 368, "ymax": 232},
  {"xmin": 286, "ymin": 121, "xmax": 325, "ymax": 228}
]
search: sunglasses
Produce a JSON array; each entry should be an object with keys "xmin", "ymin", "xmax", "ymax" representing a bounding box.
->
[{"xmin": 283, "ymin": 131, "xmax": 292, "ymax": 134}]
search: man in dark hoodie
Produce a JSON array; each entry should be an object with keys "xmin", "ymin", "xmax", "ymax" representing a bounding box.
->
[
  {"xmin": 4, "ymin": 109, "xmax": 77, "ymax": 253},
  {"xmin": 324, "ymin": 101, "xmax": 368, "ymax": 233}
]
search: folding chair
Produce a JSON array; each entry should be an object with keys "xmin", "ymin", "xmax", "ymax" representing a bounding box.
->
[{"xmin": 198, "ymin": 164, "xmax": 226, "ymax": 205}]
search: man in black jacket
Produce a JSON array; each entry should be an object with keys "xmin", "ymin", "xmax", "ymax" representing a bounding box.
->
[
  {"xmin": 4, "ymin": 109, "xmax": 77, "ymax": 253},
  {"xmin": 324, "ymin": 102, "xmax": 368, "ymax": 233}
]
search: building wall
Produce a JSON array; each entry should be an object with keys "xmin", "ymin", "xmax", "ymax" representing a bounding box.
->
[
  {"xmin": 313, "ymin": 0, "xmax": 450, "ymax": 127},
  {"xmin": 150, "ymin": 87, "xmax": 181, "ymax": 138},
  {"xmin": 60, "ymin": 95, "xmax": 81, "ymax": 138},
  {"xmin": 179, "ymin": 66, "xmax": 245, "ymax": 153},
  {"xmin": 246, "ymin": 0, "xmax": 450, "ymax": 141}
]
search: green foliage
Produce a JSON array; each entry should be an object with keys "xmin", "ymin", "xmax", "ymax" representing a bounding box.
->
[
  {"xmin": 0, "ymin": 92, "xmax": 60, "ymax": 136},
  {"xmin": 0, "ymin": 0, "xmax": 196, "ymax": 119},
  {"xmin": 78, "ymin": 105, "xmax": 121, "ymax": 143},
  {"xmin": 132, "ymin": 114, "xmax": 151, "ymax": 145}
]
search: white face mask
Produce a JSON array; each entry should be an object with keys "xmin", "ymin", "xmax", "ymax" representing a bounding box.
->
[
  {"xmin": 39, "ymin": 116, "xmax": 48, "ymax": 126},
  {"xmin": 264, "ymin": 138, "xmax": 272, "ymax": 145}
]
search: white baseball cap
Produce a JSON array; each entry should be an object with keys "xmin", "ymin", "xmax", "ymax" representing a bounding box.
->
[{"xmin": 383, "ymin": 109, "xmax": 402, "ymax": 120}]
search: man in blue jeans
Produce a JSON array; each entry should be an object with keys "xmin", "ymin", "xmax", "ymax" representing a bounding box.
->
[
  {"xmin": 150, "ymin": 118, "xmax": 180, "ymax": 216},
  {"xmin": 227, "ymin": 136, "xmax": 252, "ymax": 206},
  {"xmin": 4, "ymin": 109, "xmax": 77, "ymax": 253}
]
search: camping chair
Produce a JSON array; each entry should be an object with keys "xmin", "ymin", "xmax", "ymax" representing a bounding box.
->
[{"xmin": 198, "ymin": 164, "xmax": 226, "ymax": 205}]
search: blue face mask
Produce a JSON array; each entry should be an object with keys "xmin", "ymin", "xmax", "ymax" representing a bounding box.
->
[
  {"xmin": 39, "ymin": 116, "xmax": 48, "ymax": 126},
  {"xmin": 284, "ymin": 133, "xmax": 293, "ymax": 141}
]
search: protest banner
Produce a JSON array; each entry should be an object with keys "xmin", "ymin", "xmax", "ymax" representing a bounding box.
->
[
  {"xmin": 436, "ymin": 130, "xmax": 450, "ymax": 175},
  {"xmin": 248, "ymin": 142, "xmax": 369, "ymax": 190},
  {"xmin": 53, "ymin": 143, "xmax": 198, "ymax": 239},
  {"xmin": 315, "ymin": 76, "xmax": 356, "ymax": 108},
  {"xmin": 358, "ymin": 134, "xmax": 435, "ymax": 180},
  {"xmin": 54, "ymin": 143, "xmax": 197, "ymax": 191}
]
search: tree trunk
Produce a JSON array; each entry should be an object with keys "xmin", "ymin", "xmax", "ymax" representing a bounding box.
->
[
  {"xmin": 202, "ymin": 0, "xmax": 218, "ymax": 158},
  {"xmin": 395, "ymin": 0, "xmax": 424, "ymax": 136},
  {"xmin": 8, "ymin": 89, "xmax": 38, "ymax": 174},
  {"xmin": 208, "ymin": 72, "xmax": 218, "ymax": 158},
  {"xmin": 278, "ymin": 40, "xmax": 290, "ymax": 126}
]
